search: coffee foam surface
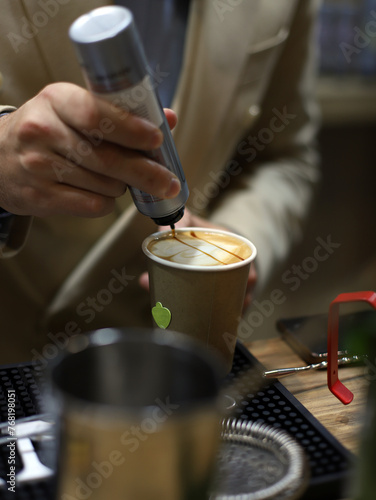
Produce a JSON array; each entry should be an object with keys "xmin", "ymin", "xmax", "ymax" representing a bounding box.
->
[{"xmin": 147, "ymin": 231, "xmax": 252, "ymax": 266}]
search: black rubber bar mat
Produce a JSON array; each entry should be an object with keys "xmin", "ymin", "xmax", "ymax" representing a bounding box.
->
[{"xmin": 0, "ymin": 342, "xmax": 354, "ymax": 500}]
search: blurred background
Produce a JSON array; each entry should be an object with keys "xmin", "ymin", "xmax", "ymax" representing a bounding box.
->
[{"xmin": 249, "ymin": 0, "xmax": 376, "ymax": 341}]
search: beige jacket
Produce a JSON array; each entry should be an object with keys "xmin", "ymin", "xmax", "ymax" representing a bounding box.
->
[{"xmin": 0, "ymin": 0, "xmax": 320, "ymax": 362}]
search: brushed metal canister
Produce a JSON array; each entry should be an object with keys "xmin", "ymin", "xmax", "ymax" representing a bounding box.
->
[
  {"xmin": 48, "ymin": 328, "xmax": 223, "ymax": 500},
  {"xmin": 69, "ymin": 6, "xmax": 189, "ymax": 226}
]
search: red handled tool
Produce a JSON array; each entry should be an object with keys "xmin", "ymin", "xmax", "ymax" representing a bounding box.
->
[{"xmin": 327, "ymin": 291, "xmax": 376, "ymax": 404}]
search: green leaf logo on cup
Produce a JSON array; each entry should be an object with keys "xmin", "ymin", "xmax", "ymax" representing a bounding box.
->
[{"xmin": 152, "ymin": 302, "xmax": 172, "ymax": 329}]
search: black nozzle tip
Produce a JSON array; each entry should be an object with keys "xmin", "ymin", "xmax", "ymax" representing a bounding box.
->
[{"xmin": 152, "ymin": 207, "xmax": 185, "ymax": 227}]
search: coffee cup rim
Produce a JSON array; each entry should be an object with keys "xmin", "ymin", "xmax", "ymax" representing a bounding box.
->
[{"xmin": 142, "ymin": 227, "xmax": 257, "ymax": 271}]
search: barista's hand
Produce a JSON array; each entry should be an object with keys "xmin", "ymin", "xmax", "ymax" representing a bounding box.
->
[
  {"xmin": 139, "ymin": 209, "xmax": 258, "ymax": 311},
  {"xmin": 0, "ymin": 82, "xmax": 180, "ymax": 218}
]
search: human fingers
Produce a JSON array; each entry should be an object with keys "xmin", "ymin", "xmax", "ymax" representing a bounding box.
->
[
  {"xmin": 163, "ymin": 108, "xmax": 178, "ymax": 130},
  {"xmin": 28, "ymin": 180, "xmax": 118, "ymax": 218},
  {"xmin": 0, "ymin": 103, "xmax": 127, "ymax": 216},
  {"xmin": 1, "ymin": 85, "xmax": 180, "ymax": 215},
  {"xmin": 46, "ymin": 82, "xmax": 163, "ymax": 150},
  {"xmin": 0, "ymin": 101, "xmax": 126, "ymax": 217},
  {"xmin": 53, "ymin": 138, "xmax": 181, "ymax": 200},
  {"xmin": 45, "ymin": 84, "xmax": 181, "ymax": 198}
]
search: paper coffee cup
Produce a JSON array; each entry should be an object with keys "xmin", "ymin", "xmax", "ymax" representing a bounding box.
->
[{"xmin": 142, "ymin": 228, "xmax": 257, "ymax": 373}]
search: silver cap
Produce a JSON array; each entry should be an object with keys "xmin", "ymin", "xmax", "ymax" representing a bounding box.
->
[{"xmin": 69, "ymin": 6, "xmax": 147, "ymax": 90}]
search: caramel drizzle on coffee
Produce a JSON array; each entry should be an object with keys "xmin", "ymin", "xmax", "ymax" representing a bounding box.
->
[{"xmin": 172, "ymin": 230, "xmax": 245, "ymax": 265}]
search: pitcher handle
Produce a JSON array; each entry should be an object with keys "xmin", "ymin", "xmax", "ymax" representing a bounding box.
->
[{"xmin": 328, "ymin": 291, "xmax": 376, "ymax": 404}]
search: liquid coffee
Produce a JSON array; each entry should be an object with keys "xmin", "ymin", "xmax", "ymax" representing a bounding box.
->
[{"xmin": 147, "ymin": 230, "xmax": 253, "ymax": 267}]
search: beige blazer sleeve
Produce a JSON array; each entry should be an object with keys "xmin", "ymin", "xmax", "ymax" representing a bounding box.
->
[{"xmin": 207, "ymin": 0, "xmax": 321, "ymax": 290}]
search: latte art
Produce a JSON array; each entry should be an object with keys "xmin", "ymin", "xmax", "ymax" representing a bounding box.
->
[{"xmin": 147, "ymin": 230, "xmax": 252, "ymax": 266}]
